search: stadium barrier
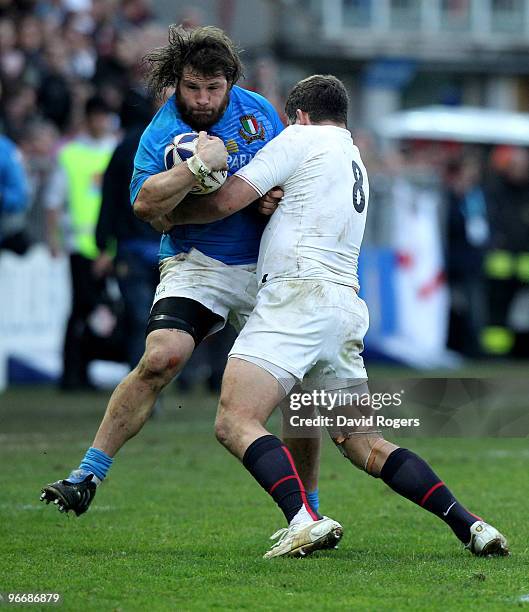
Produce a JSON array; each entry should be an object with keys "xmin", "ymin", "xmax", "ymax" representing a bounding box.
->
[{"xmin": 0, "ymin": 245, "xmax": 70, "ymax": 391}]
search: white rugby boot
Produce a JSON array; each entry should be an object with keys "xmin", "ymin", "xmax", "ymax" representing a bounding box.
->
[
  {"xmin": 263, "ymin": 517, "xmax": 343, "ymax": 559},
  {"xmin": 466, "ymin": 520, "xmax": 509, "ymax": 556}
]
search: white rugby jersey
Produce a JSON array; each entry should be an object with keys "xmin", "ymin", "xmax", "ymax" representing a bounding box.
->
[{"xmin": 236, "ymin": 124, "xmax": 369, "ymax": 291}]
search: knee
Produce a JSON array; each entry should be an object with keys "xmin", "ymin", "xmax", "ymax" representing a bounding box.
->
[
  {"xmin": 214, "ymin": 394, "xmax": 246, "ymax": 449},
  {"xmin": 332, "ymin": 433, "xmax": 394, "ymax": 477},
  {"xmin": 138, "ymin": 344, "xmax": 185, "ymax": 382},
  {"xmin": 214, "ymin": 414, "xmax": 230, "ymax": 447},
  {"xmin": 214, "ymin": 396, "xmax": 234, "ymax": 447}
]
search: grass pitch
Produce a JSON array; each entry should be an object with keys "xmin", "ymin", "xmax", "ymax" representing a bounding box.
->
[{"xmin": 1, "ymin": 384, "xmax": 528, "ymax": 611}]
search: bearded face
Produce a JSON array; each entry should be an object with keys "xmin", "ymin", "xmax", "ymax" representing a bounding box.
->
[{"xmin": 176, "ymin": 68, "xmax": 230, "ymax": 130}]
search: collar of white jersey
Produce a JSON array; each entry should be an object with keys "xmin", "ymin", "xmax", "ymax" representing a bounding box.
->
[{"xmin": 291, "ymin": 124, "xmax": 352, "ymax": 138}]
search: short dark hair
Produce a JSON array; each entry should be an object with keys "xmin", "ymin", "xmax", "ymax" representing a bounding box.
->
[
  {"xmin": 85, "ymin": 95, "xmax": 111, "ymax": 117},
  {"xmin": 143, "ymin": 25, "xmax": 243, "ymax": 99},
  {"xmin": 285, "ymin": 75, "xmax": 349, "ymax": 125}
]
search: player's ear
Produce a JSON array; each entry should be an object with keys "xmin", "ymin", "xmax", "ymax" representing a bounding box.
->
[{"xmin": 295, "ymin": 109, "xmax": 310, "ymax": 125}]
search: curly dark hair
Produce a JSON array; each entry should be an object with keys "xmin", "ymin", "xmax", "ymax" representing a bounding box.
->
[
  {"xmin": 285, "ymin": 75, "xmax": 349, "ymax": 126},
  {"xmin": 143, "ymin": 25, "xmax": 244, "ymax": 98}
]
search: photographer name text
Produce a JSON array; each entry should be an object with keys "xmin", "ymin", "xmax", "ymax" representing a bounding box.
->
[{"xmin": 289, "ymin": 415, "xmax": 420, "ymax": 429}]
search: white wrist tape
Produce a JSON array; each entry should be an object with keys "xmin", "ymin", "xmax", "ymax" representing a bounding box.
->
[{"xmin": 186, "ymin": 154, "xmax": 211, "ymax": 186}]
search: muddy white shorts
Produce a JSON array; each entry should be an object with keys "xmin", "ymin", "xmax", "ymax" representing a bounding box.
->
[
  {"xmin": 153, "ymin": 248, "xmax": 257, "ymax": 336},
  {"xmin": 229, "ymin": 278, "xmax": 369, "ymax": 390}
]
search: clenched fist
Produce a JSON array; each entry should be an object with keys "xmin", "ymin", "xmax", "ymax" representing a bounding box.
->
[{"xmin": 195, "ymin": 131, "xmax": 228, "ymax": 171}]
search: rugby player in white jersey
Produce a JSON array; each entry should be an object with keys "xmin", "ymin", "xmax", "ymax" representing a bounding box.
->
[{"xmin": 162, "ymin": 75, "xmax": 509, "ymax": 559}]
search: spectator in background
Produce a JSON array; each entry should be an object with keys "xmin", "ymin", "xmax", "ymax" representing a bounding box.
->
[
  {"xmin": 0, "ymin": 0, "xmax": 164, "ymax": 139},
  {"xmin": 117, "ymin": 0, "xmax": 153, "ymax": 28},
  {"xmin": 483, "ymin": 146, "xmax": 529, "ymax": 357},
  {"xmin": 390, "ymin": 142, "xmax": 451, "ymax": 365},
  {"xmin": 95, "ymin": 95, "xmax": 158, "ymax": 371},
  {"xmin": 0, "ymin": 133, "xmax": 30, "ymax": 254},
  {"xmin": 93, "ymin": 27, "xmax": 142, "ymax": 115},
  {"xmin": 444, "ymin": 153, "xmax": 489, "ymax": 358},
  {"xmin": 35, "ymin": 1, "xmax": 69, "ymax": 31},
  {"xmin": 486, "ymin": 146, "xmax": 529, "ymax": 252},
  {"xmin": 2, "ymin": 82, "xmax": 38, "ymax": 141},
  {"xmin": 18, "ymin": 13, "xmax": 45, "ymax": 80},
  {"xmin": 45, "ymin": 95, "xmax": 117, "ymax": 390},
  {"xmin": 17, "ymin": 118, "xmax": 59, "ymax": 245},
  {"xmin": 0, "ymin": 16, "xmax": 25, "ymax": 86},
  {"xmin": 354, "ymin": 129, "xmax": 394, "ymax": 246},
  {"xmin": 38, "ymin": 39, "xmax": 73, "ymax": 131},
  {"xmin": 252, "ymin": 56, "xmax": 283, "ymax": 119},
  {"xmin": 63, "ymin": 11, "xmax": 97, "ymax": 80}
]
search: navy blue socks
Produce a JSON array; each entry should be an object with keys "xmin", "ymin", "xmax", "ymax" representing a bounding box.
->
[
  {"xmin": 381, "ymin": 448, "xmax": 480, "ymax": 543},
  {"xmin": 243, "ymin": 435, "xmax": 320, "ymax": 524}
]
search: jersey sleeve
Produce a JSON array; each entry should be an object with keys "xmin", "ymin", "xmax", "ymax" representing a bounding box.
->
[
  {"xmin": 129, "ymin": 124, "xmax": 166, "ymax": 205},
  {"xmin": 235, "ymin": 127, "xmax": 303, "ymax": 196}
]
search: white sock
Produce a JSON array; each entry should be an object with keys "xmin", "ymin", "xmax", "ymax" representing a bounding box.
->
[{"xmin": 289, "ymin": 504, "xmax": 317, "ymax": 527}]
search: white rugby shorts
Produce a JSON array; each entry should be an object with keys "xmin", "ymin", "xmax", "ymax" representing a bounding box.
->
[
  {"xmin": 229, "ymin": 279, "xmax": 369, "ymax": 390},
  {"xmin": 153, "ymin": 248, "xmax": 257, "ymax": 336}
]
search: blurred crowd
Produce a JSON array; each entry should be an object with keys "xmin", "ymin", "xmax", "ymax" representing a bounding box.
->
[
  {"xmin": 446, "ymin": 145, "xmax": 529, "ymax": 359},
  {"xmin": 358, "ymin": 135, "xmax": 529, "ymax": 360},
  {"xmin": 0, "ymin": 0, "xmax": 156, "ymax": 137},
  {"xmin": 0, "ymin": 0, "xmax": 168, "ymax": 250}
]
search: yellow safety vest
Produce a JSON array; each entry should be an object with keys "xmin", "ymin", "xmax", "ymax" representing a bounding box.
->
[{"xmin": 59, "ymin": 141, "xmax": 112, "ymax": 260}]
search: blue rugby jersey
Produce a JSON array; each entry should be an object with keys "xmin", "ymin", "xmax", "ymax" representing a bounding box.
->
[{"xmin": 130, "ymin": 86, "xmax": 284, "ymax": 265}]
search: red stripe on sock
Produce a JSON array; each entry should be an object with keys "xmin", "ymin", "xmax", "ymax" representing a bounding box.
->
[
  {"xmin": 420, "ymin": 481, "xmax": 445, "ymax": 506},
  {"xmin": 469, "ymin": 511, "xmax": 483, "ymax": 522},
  {"xmin": 281, "ymin": 445, "xmax": 319, "ymax": 521},
  {"xmin": 269, "ymin": 474, "xmax": 297, "ymax": 494}
]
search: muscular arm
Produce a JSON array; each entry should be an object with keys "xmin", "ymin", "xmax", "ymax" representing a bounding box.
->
[
  {"xmin": 134, "ymin": 131, "xmax": 228, "ymax": 224},
  {"xmin": 133, "ymin": 163, "xmax": 198, "ymax": 222},
  {"xmin": 162, "ymin": 126, "xmax": 299, "ymax": 227},
  {"xmin": 164, "ymin": 176, "xmax": 261, "ymax": 225}
]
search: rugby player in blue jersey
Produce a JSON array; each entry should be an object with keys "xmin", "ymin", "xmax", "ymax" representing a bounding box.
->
[{"xmin": 40, "ymin": 26, "xmax": 325, "ymax": 527}]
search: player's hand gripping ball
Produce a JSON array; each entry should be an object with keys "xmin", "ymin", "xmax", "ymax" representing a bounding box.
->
[{"xmin": 164, "ymin": 132, "xmax": 228, "ymax": 195}]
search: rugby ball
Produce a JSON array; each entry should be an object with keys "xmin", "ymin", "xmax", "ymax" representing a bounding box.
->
[{"xmin": 164, "ymin": 132, "xmax": 227, "ymax": 195}]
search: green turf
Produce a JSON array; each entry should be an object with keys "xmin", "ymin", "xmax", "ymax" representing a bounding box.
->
[{"xmin": 1, "ymin": 386, "xmax": 527, "ymax": 611}]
